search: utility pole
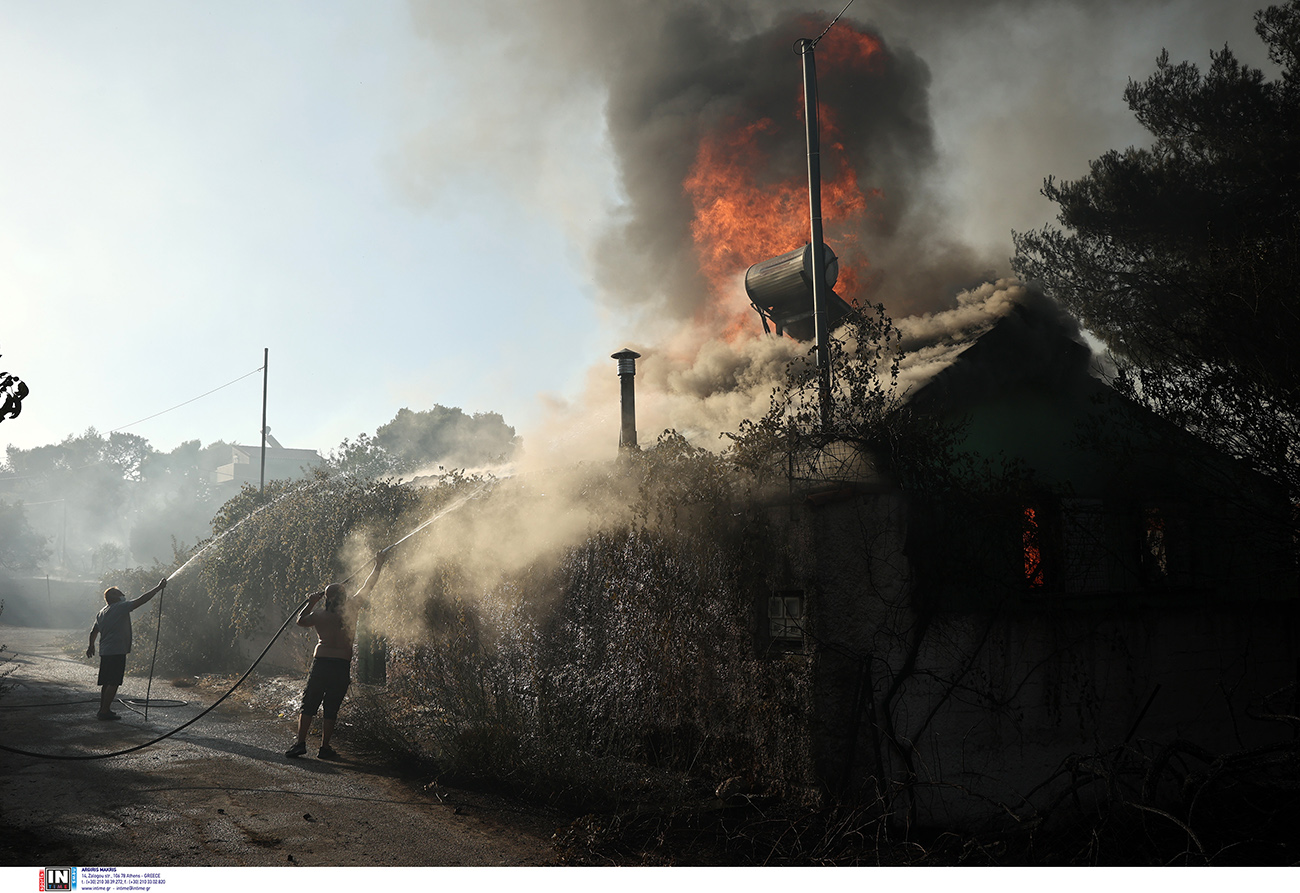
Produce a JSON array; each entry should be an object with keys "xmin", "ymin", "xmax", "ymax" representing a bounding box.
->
[
  {"xmin": 259, "ymin": 347, "xmax": 268, "ymax": 497},
  {"xmin": 797, "ymin": 37, "xmax": 833, "ymax": 431}
]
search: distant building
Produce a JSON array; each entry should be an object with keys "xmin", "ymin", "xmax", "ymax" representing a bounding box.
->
[{"xmin": 213, "ymin": 429, "xmax": 322, "ymax": 489}]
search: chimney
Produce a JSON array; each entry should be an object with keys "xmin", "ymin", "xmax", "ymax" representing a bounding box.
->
[{"xmin": 611, "ymin": 348, "xmax": 641, "ymax": 451}]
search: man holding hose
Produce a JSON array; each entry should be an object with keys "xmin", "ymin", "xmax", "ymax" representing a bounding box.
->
[
  {"xmin": 86, "ymin": 578, "xmax": 168, "ymax": 720},
  {"xmin": 286, "ymin": 549, "xmax": 387, "ymax": 760}
]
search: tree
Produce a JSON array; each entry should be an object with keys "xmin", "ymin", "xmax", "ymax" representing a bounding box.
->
[
  {"xmin": 0, "ymin": 501, "xmax": 49, "ymax": 571},
  {"xmin": 1012, "ymin": 1, "xmax": 1300, "ymax": 498},
  {"xmin": 325, "ymin": 432, "xmax": 400, "ymax": 479},
  {"xmin": 2, "ymin": 431, "xmax": 235, "ymax": 570},
  {"xmin": 328, "ymin": 406, "xmax": 520, "ymax": 477}
]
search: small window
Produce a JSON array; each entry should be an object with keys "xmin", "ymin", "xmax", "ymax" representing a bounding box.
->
[{"xmin": 768, "ymin": 591, "xmax": 806, "ymax": 643}]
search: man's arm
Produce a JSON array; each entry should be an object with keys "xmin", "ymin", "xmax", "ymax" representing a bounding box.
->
[
  {"xmin": 129, "ymin": 578, "xmax": 168, "ymax": 610},
  {"xmin": 296, "ymin": 591, "xmax": 326, "ymax": 627},
  {"xmin": 86, "ymin": 627, "xmax": 98, "ymax": 659},
  {"xmin": 354, "ymin": 549, "xmax": 388, "ymax": 603}
]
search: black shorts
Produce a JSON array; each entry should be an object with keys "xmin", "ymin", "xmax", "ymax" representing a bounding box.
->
[
  {"xmin": 301, "ymin": 657, "xmax": 351, "ymax": 720},
  {"xmin": 98, "ymin": 653, "xmax": 127, "ymax": 687}
]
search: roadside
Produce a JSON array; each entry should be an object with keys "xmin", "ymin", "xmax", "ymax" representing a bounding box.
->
[{"xmin": 0, "ymin": 626, "xmax": 564, "ymax": 867}]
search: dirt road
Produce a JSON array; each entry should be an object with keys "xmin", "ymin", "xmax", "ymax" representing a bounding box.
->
[{"xmin": 0, "ymin": 626, "xmax": 561, "ymax": 868}]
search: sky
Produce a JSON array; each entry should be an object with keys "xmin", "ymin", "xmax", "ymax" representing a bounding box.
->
[{"xmin": 0, "ymin": 0, "xmax": 1272, "ymax": 469}]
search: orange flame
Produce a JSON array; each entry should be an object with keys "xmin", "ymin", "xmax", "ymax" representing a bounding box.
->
[
  {"xmin": 683, "ymin": 26, "xmax": 884, "ymax": 340},
  {"xmin": 1023, "ymin": 507, "xmax": 1045, "ymax": 589}
]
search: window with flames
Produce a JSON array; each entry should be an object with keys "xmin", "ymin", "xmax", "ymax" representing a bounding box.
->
[{"xmin": 1022, "ymin": 506, "xmax": 1046, "ymax": 589}]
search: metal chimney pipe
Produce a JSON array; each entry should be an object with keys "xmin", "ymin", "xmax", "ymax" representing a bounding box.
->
[
  {"xmin": 797, "ymin": 38, "xmax": 833, "ymax": 430},
  {"xmin": 611, "ymin": 348, "xmax": 641, "ymax": 451}
]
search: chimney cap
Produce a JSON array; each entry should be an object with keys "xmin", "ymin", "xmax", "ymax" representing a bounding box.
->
[{"xmin": 611, "ymin": 348, "xmax": 641, "ymax": 360}]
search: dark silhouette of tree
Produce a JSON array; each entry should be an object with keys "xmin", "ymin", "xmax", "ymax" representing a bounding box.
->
[
  {"xmin": 0, "ymin": 348, "xmax": 30, "ymax": 423},
  {"xmin": 1012, "ymin": 1, "xmax": 1300, "ymax": 498}
]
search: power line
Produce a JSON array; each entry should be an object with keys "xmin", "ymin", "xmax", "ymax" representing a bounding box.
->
[
  {"xmin": 810, "ymin": 0, "xmax": 858, "ymax": 48},
  {"xmin": 110, "ymin": 365, "xmax": 264, "ymax": 434}
]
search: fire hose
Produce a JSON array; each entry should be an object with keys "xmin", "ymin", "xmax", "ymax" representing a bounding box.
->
[{"xmin": 0, "ymin": 483, "xmax": 489, "ymax": 761}]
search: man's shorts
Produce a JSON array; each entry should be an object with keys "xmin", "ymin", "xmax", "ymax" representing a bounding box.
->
[
  {"xmin": 98, "ymin": 653, "xmax": 127, "ymax": 687},
  {"xmin": 301, "ymin": 657, "xmax": 352, "ymax": 720}
]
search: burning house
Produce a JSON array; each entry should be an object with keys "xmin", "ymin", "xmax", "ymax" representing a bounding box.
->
[
  {"xmin": 468, "ymin": 4, "xmax": 1298, "ymax": 830},
  {"xmin": 752, "ymin": 293, "xmax": 1300, "ymax": 827}
]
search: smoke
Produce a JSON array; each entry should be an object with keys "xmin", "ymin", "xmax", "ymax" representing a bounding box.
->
[
  {"xmin": 398, "ymin": 0, "xmax": 1261, "ymax": 467},
  {"xmin": 349, "ymin": 465, "xmax": 641, "ymax": 646},
  {"xmin": 895, "ymin": 277, "xmax": 1037, "ymax": 394},
  {"xmin": 333, "ymin": 0, "xmax": 1249, "ymax": 642}
]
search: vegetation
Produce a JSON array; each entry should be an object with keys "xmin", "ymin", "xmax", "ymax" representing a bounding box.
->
[
  {"xmin": 1, "ymin": 430, "xmax": 232, "ymax": 571},
  {"xmin": 327, "ymin": 405, "xmax": 520, "ymax": 477},
  {"xmin": 99, "ymin": 286, "xmax": 1295, "ymax": 865},
  {"xmin": 8, "ymin": 3, "xmax": 1298, "ymax": 867},
  {"xmin": 0, "ymin": 403, "xmax": 519, "ymax": 575},
  {"xmin": 0, "ymin": 500, "xmax": 49, "ymax": 572},
  {"xmin": 1013, "ymin": 0, "xmax": 1300, "ymax": 502}
]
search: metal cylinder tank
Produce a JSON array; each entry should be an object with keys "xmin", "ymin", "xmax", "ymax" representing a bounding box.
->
[{"xmin": 744, "ymin": 243, "xmax": 839, "ymax": 309}]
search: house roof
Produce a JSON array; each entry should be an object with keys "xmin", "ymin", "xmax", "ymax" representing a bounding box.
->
[{"xmin": 906, "ymin": 294, "xmax": 1102, "ymax": 414}]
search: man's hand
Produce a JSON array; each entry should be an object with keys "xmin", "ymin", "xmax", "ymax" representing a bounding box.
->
[
  {"xmin": 374, "ymin": 548, "xmax": 389, "ymax": 571},
  {"xmin": 86, "ymin": 644, "xmax": 95, "ymax": 658}
]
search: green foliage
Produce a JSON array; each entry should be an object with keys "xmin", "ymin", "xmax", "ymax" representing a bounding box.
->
[
  {"xmin": 1012, "ymin": 1, "xmax": 1300, "ymax": 498},
  {"xmin": 325, "ymin": 432, "xmax": 400, "ymax": 479},
  {"xmin": 127, "ymin": 472, "xmax": 435, "ymax": 673}
]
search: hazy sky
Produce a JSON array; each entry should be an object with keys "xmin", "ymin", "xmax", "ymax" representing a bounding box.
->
[{"xmin": 0, "ymin": 0, "xmax": 1270, "ymax": 464}]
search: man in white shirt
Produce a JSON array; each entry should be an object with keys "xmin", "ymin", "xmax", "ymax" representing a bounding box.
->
[{"xmin": 86, "ymin": 578, "xmax": 167, "ymax": 720}]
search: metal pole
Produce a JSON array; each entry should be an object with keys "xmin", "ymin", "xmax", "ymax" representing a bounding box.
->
[
  {"xmin": 259, "ymin": 348, "xmax": 268, "ymax": 496},
  {"xmin": 798, "ymin": 38, "xmax": 833, "ymax": 431}
]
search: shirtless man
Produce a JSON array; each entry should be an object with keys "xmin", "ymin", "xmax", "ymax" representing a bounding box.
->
[{"xmin": 285, "ymin": 550, "xmax": 387, "ymax": 759}]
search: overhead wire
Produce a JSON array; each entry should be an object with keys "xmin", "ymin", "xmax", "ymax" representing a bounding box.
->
[
  {"xmin": 808, "ymin": 0, "xmax": 858, "ymax": 49},
  {"xmin": 109, "ymin": 364, "xmax": 264, "ymax": 434}
]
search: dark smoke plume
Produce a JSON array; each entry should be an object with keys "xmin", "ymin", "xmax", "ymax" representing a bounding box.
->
[{"xmin": 403, "ymin": 1, "xmax": 1258, "ymax": 459}]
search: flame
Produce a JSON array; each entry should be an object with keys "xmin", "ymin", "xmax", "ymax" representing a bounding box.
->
[
  {"xmin": 1023, "ymin": 506, "xmax": 1044, "ymax": 588},
  {"xmin": 682, "ymin": 24, "xmax": 884, "ymax": 341}
]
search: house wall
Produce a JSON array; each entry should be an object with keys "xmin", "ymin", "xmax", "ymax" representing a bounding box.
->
[{"xmin": 806, "ymin": 490, "xmax": 1300, "ymax": 828}]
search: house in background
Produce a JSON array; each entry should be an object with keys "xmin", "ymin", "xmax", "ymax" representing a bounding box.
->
[
  {"xmin": 770, "ymin": 296, "xmax": 1299, "ymax": 827},
  {"xmin": 213, "ymin": 428, "xmax": 322, "ymax": 492}
]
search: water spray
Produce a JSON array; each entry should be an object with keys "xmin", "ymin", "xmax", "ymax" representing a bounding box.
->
[{"xmin": 0, "ymin": 475, "xmax": 496, "ymax": 759}]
